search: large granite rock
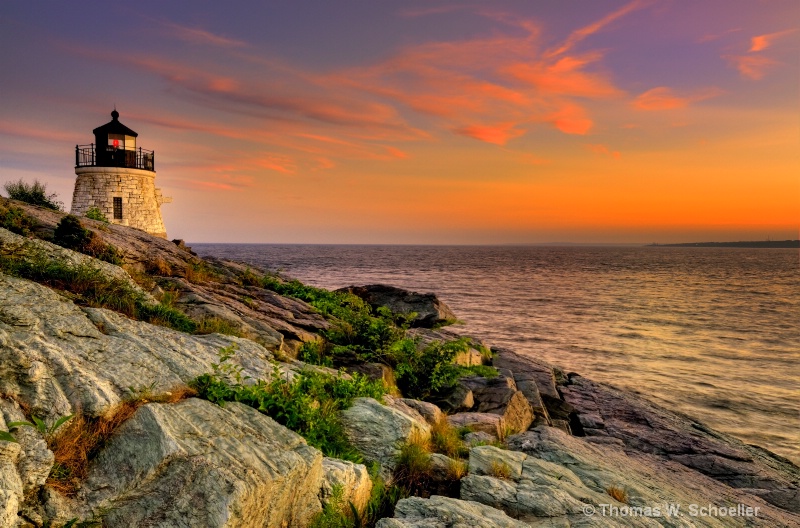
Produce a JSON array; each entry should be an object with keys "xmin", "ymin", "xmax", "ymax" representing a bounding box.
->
[
  {"xmin": 376, "ymin": 495, "xmax": 530, "ymax": 528},
  {"xmin": 341, "ymin": 397, "xmax": 431, "ymax": 476},
  {"xmin": 82, "ymin": 398, "xmax": 323, "ymax": 527},
  {"xmin": 448, "ymin": 412, "xmax": 505, "ymax": 439},
  {"xmin": 469, "ymin": 426, "xmax": 800, "ymax": 527},
  {"xmin": 459, "ymin": 375, "xmax": 534, "ymax": 434},
  {"xmin": 337, "ymin": 284, "xmax": 457, "ymax": 328},
  {"xmin": 320, "ymin": 458, "xmax": 372, "ymax": 513},
  {"xmin": 560, "ymin": 374, "xmax": 800, "ymax": 514},
  {"xmin": 0, "ymin": 272, "xmax": 274, "ymax": 421},
  {"xmin": 491, "ymin": 347, "xmax": 554, "ymax": 422}
]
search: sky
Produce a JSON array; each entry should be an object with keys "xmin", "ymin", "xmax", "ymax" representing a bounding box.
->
[{"xmin": 1, "ymin": 1, "xmax": 798, "ymax": 244}]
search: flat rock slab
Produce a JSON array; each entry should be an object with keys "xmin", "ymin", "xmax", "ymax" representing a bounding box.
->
[
  {"xmin": 448, "ymin": 412, "xmax": 505, "ymax": 439},
  {"xmin": 559, "ymin": 374, "xmax": 800, "ymax": 514},
  {"xmin": 84, "ymin": 398, "xmax": 323, "ymax": 528},
  {"xmin": 0, "ymin": 273, "xmax": 273, "ymax": 420},
  {"xmin": 376, "ymin": 495, "xmax": 530, "ymax": 528}
]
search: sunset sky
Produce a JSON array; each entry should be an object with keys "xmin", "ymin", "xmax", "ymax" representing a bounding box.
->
[{"xmin": 1, "ymin": 1, "xmax": 797, "ymax": 244}]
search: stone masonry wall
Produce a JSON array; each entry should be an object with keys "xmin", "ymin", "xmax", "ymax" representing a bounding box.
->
[{"xmin": 71, "ymin": 167, "xmax": 169, "ymax": 238}]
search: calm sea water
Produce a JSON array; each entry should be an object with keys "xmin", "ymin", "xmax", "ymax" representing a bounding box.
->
[{"xmin": 192, "ymin": 244, "xmax": 799, "ymax": 463}]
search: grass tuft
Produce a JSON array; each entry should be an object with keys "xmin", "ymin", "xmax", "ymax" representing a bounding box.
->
[
  {"xmin": 606, "ymin": 485, "xmax": 628, "ymax": 503},
  {"xmin": 489, "ymin": 460, "xmax": 512, "ymax": 480},
  {"xmin": 430, "ymin": 418, "xmax": 468, "ymax": 459}
]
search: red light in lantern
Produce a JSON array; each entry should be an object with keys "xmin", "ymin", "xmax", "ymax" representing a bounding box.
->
[{"xmin": 112, "ymin": 139, "xmax": 119, "ymax": 148}]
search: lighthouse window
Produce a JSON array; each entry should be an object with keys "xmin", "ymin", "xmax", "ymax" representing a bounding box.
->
[{"xmin": 113, "ymin": 197, "xmax": 123, "ymax": 220}]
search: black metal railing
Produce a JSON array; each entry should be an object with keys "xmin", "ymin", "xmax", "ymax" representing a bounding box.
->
[{"xmin": 75, "ymin": 144, "xmax": 155, "ymax": 171}]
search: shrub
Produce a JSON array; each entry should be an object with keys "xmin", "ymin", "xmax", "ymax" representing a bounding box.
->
[
  {"xmin": 0, "ymin": 203, "xmax": 37, "ymax": 236},
  {"xmin": 3, "ymin": 179, "xmax": 63, "ymax": 210},
  {"xmin": 53, "ymin": 214, "xmax": 123, "ymax": 265},
  {"xmin": 84, "ymin": 207, "xmax": 109, "ymax": 223},
  {"xmin": 192, "ymin": 348, "xmax": 386, "ymax": 462},
  {"xmin": 393, "ymin": 432, "xmax": 433, "ymax": 496},
  {"xmin": 310, "ymin": 485, "xmax": 354, "ymax": 528},
  {"xmin": 390, "ymin": 338, "xmax": 468, "ymax": 400}
]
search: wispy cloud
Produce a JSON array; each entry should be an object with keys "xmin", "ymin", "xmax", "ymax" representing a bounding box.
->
[
  {"xmin": 544, "ymin": 0, "xmax": 647, "ymax": 58},
  {"xmin": 586, "ymin": 143, "xmax": 621, "ymax": 159},
  {"xmin": 159, "ymin": 20, "xmax": 247, "ymax": 48},
  {"xmin": 749, "ymin": 29, "xmax": 796, "ymax": 52},
  {"xmin": 726, "ymin": 55, "xmax": 777, "ymax": 80},
  {"xmin": 454, "ymin": 123, "xmax": 526, "ymax": 145},
  {"xmin": 632, "ymin": 86, "xmax": 721, "ymax": 110}
]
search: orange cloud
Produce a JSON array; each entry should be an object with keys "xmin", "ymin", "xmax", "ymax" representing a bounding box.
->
[
  {"xmin": 749, "ymin": 29, "xmax": 796, "ymax": 52},
  {"xmin": 548, "ymin": 103, "xmax": 593, "ymax": 135},
  {"xmin": 726, "ymin": 55, "xmax": 777, "ymax": 80},
  {"xmin": 454, "ymin": 123, "xmax": 526, "ymax": 145},
  {"xmin": 586, "ymin": 143, "xmax": 621, "ymax": 159},
  {"xmin": 632, "ymin": 87, "xmax": 721, "ymax": 110}
]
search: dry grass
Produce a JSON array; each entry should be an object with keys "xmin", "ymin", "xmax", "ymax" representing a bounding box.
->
[
  {"xmin": 184, "ymin": 261, "xmax": 218, "ymax": 284},
  {"xmin": 47, "ymin": 385, "xmax": 196, "ymax": 495},
  {"xmin": 446, "ymin": 458, "xmax": 469, "ymax": 480},
  {"xmin": 145, "ymin": 256, "xmax": 172, "ymax": 276},
  {"xmin": 606, "ymin": 485, "xmax": 628, "ymax": 503},
  {"xmin": 195, "ymin": 317, "xmax": 244, "ymax": 337},
  {"xmin": 430, "ymin": 418, "xmax": 468, "ymax": 459},
  {"xmin": 489, "ymin": 460, "xmax": 512, "ymax": 480},
  {"xmin": 393, "ymin": 431, "xmax": 433, "ymax": 495}
]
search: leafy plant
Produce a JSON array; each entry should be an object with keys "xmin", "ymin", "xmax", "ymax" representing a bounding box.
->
[
  {"xmin": 390, "ymin": 337, "xmax": 468, "ymax": 400},
  {"xmin": 456, "ymin": 364, "xmax": 499, "ymax": 378},
  {"xmin": 8, "ymin": 414, "xmax": 73, "ymax": 438},
  {"xmin": 84, "ymin": 207, "xmax": 109, "ymax": 223},
  {"xmin": 192, "ymin": 348, "xmax": 386, "ymax": 462},
  {"xmin": 0, "ymin": 430, "xmax": 17, "ymax": 443},
  {"xmin": 3, "ymin": 179, "xmax": 63, "ymax": 210},
  {"xmin": 310, "ymin": 485, "xmax": 355, "ymax": 528}
]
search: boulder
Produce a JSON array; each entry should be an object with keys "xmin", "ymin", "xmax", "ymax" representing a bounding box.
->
[
  {"xmin": 468, "ymin": 446, "xmax": 526, "ymax": 480},
  {"xmin": 448, "ymin": 413, "xmax": 505, "ymax": 439},
  {"xmin": 320, "ymin": 458, "xmax": 372, "ymax": 513},
  {"xmin": 398, "ymin": 398, "xmax": 444, "ymax": 427},
  {"xmin": 559, "ymin": 374, "xmax": 800, "ymax": 513},
  {"xmin": 346, "ymin": 362, "xmax": 396, "ymax": 388},
  {"xmin": 0, "ymin": 272, "xmax": 274, "ymax": 420},
  {"xmin": 491, "ymin": 347, "xmax": 555, "ymax": 422},
  {"xmin": 83, "ymin": 398, "xmax": 323, "ymax": 527},
  {"xmin": 375, "ymin": 495, "xmax": 530, "ymax": 528},
  {"xmin": 437, "ymin": 384, "xmax": 474, "ymax": 413},
  {"xmin": 337, "ymin": 284, "xmax": 457, "ymax": 328},
  {"xmin": 459, "ymin": 376, "xmax": 534, "ymax": 434},
  {"xmin": 341, "ymin": 397, "xmax": 431, "ymax": 475}
]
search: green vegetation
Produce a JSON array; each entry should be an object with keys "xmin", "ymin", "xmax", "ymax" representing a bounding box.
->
[
  {"xmin": 195, "ymin": 317, "xmax": 243, "ymax": 337},
  {"xmin": 0, "ymin": 250, "xmax": 195, "ymax": 333},
  {"xmin": 53, "ymin": 215, "xmax": 123, "ymax": 265},
  {"xmin": 192, "ymin": 346, "xmax": 386, "ymax": 462},
  {"xmin": 456, "ymin": 364, "xmax": 498, "ymax": 379},
  {"xmin": 7, "ymin": 414, "xmax": 73, "ymax": 441},
  {"xmin": 430, "ymin": 418, "xmax": 468, "ymax": 459},
  {"xmin": 84, "ymin": 206, "xmax": 109, "ymax": 223},
  {"xmin": 0, "ymin": 202, "xmax": 37, "ymax": 236},
  {"xmin": 390, "ymin": 337, "xmax": 470, "ymax": 400},
  {"xmin": 3, "ymin": 179, "xmax": 63, "ymax": 210}
]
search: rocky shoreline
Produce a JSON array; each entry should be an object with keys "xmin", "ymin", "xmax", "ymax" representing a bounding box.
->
[{"xmin": 1, "ymin": 197, "xmax": 798, "ymax": 527}]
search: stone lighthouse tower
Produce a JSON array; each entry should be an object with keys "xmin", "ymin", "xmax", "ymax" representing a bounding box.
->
[{"xmin": 72, "ymin": 110, "xmax": 171, "ymax": 238}]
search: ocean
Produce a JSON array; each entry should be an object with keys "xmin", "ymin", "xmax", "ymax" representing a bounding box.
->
[{"xmin": 192, "ymin": 244, "xmax": 799, "ymax": 464}]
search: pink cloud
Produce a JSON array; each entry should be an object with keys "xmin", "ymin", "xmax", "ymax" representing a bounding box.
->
[
  {"xmin": 548, "ymin": 103, "xmax": 593, "ymax": 135},
  {"xmin": 545, "ymin": 0, "xmax": 647, "ymax": 58},
  {"xmin": 159, "ymin": 21, "xmax": 247, "ymax": 48},
  {"xmin": 726, "ymin": 55, "xmax": 777, "ymax": 80},
  {"xmin": 632, "ymin": 87, "xmax": 721, "ymax": 110},
  {"xmin": 749, "ymin": 29, "xmax": 796, "ymax": 52}
]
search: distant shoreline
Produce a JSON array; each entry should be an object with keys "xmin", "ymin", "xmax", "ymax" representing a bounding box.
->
[{"xmin": 649, "ymin": 240, "xmax": 799, "ymax": 248}]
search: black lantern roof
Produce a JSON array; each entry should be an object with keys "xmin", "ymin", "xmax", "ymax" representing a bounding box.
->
[{"xmin": 92, "ymin": 109, "xmax": 138, "ymax": 137}]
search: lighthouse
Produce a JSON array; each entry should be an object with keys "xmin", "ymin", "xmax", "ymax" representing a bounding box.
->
[{"xmin": 72, "ymin": 110, "xmax": 171, "ymax": 238}]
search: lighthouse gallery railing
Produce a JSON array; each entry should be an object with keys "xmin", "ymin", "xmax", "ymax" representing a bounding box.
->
[{"xmin": 75, "ymin": 144, "xmax": 155, "ymax": 171}]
